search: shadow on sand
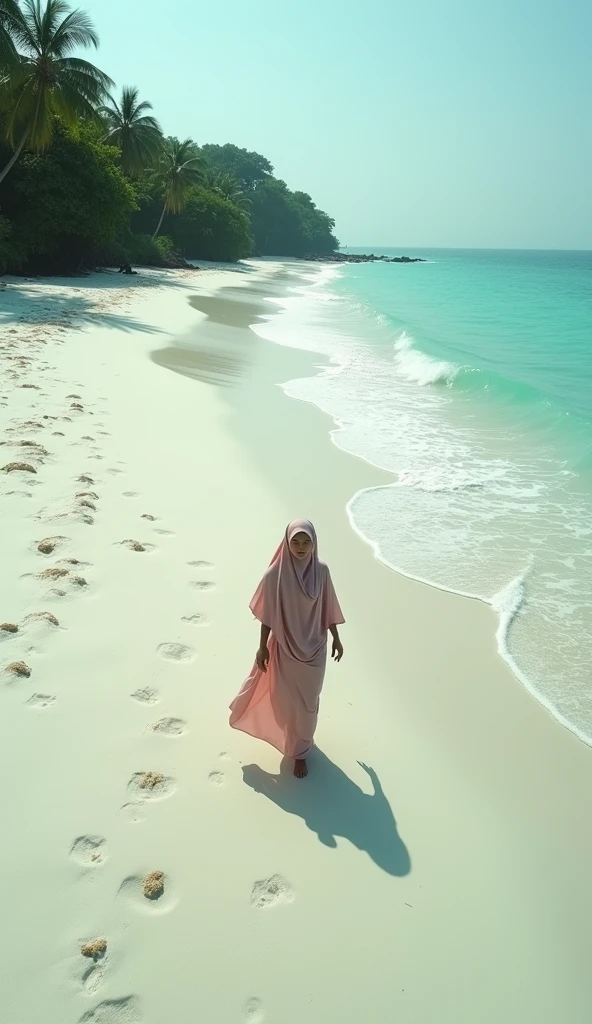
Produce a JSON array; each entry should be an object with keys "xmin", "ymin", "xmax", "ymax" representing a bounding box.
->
[{"xmin": 242, "ymin": 749, "xmax": 411, "ymax": 877}]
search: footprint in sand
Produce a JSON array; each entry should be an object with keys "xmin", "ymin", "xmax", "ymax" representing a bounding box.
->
[
  {"xmin": 82, "ymin": 962, "xmax": 106, "ymax": 997},
  {"xmin": 190, "ymin": 581, "xmax": 215, "ymax": 592},
  {"xmin": 150, "ymin": 717, "xmax": 187, "ymax": 736},
  {"xmin": 153, "ymin": 528, "xmax": 174, "ymax": 536},
  {"xmin": 250, "ymin": 875, "xmax": 294, "ymax": 910},
  {"xmin": 78, "ymin": 995, "xmax": 142, "ymax": 1023},
  {"xmin": 130, "ymin": 686, "xmax": 159, "ymax": 705},
  {"xmin": 187, "ymin": 560, "xmax": 214, "ymax": 569},
  {"xmin": 117, "ymin": 873, "xmax": 177, "ymax": 916},
  {"xmin": 156, "ymin": 642, "xmax": 194, "ymax": 662},
  {"xmin": 127, "ymin": 771, "xmax": 176, "ymax": 802},
  {"xmin": 243, "ymin": 997, "xmax": 265, "ymax": 1023},
  {"xmin": 118, "ymin": 803, "xmax": 147, "ymax": 825},
  {"xmin": 181, "ymin": 613, "xmax": 209, "ymax": 626},
  {"xmin": 80, "ymin": 938, "xmax": 107, "ymax": 996},
  {"xmin": 70, "ymin": 835, "xmax": 108, "ymax": 867},
  {"xmin": 122, "ymin": 491, "xmax": 139, "ymax": 498},
  {"xmin": 26, "ymin": 692, "xmax": 57, "ymax": 709},
  {"xmin": 118, "ymin": 539, "xmax": 151, "ymax": 553},
  {"xmin": 208, "ymin": 770, "xmax": 226, "ymax": 787},
  {"xmin": 36, "ymin": 535, "xmax": 68, "ymax": 554}
]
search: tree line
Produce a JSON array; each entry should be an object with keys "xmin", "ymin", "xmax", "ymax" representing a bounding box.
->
[{"xmin": 0, "ymin": 0, "xmax": 338, "ymax": 274}]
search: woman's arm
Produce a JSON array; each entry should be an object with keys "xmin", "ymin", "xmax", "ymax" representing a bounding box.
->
[
  {"xmin": 256, "ymin": 623, "xmax": 271, "ymax": 672},
  {"xmin": 329, "ymin": 624, "xmax": 344, "ymax": 662}
]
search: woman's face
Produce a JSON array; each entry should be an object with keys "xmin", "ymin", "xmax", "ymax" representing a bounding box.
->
[{"xmin": 289, "ymin": 531, "xmax": 314, "ymax": 560}]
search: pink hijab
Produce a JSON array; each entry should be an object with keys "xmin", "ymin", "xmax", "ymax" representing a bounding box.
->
[{"xmin": 250, "ymin": 520, "xmax": 344, "ymax": 664}]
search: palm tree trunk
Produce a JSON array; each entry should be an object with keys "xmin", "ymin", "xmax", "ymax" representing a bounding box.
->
[
  {"xmin": 153, "ymin": 203, "xmax": 166, "ymax": 238},
  {"xmin": 0, "ymin": 128, "xmax": 29, "ymax": 186}
]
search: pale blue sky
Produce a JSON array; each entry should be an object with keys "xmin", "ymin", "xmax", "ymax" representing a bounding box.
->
[{"xmin": 84, "ymin": 0, "xmax": 591, "ymax": 249}]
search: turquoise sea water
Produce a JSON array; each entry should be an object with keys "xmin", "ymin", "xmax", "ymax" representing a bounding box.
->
[{"xmin": 253, "ymin": 249, "xmax": 592, "ymax": 744}]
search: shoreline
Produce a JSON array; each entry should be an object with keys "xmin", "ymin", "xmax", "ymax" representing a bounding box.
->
[
  {"xmin": 250, "ymin": 259, "xmax": 592, "ymax": 751},
  {"xmin": 2, "ymin": 261, "xmax": 592, "ymax": 1023}
]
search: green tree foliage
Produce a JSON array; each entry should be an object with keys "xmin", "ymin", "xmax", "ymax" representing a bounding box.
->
[
  {"xmin": 0, "ymin": 0, "xmax": 20, "ymax": 69},
  {"xmin": 202, "ymin": 142, "xmax": 337, "ymax": 255},
  {"xmin": 163, "ymin": 184, "xmax": 252, "ymax": 262},
  {"xmin": 201, "ymin": 143, "xmax": 272, "ymax": 191},
  {"xmin": 249, "ymin": 177, "xmax": 337, "ymax": 256},
  {"xmin": 0, "ymin": 119, "xmax": 136, "ymax": 271},
  {"xmin": 0, "ymin": 0, "xmax": 112, "ymax": 184},
  {"xmin": 152, "ymin": 136, "xmax": 204, "ymax": 237},
  {"xmin": 99, "ymin": 86, "xmax": 163, "ymax": 177},
  {"xmin": 0, "ymin": 7, "xmax": 338, "ymax": 272},
  {"xmin": 203, "ymin": 168, "xmax": 251, "ymax": 210}
]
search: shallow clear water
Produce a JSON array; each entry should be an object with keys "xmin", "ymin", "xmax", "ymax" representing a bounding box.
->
[{"xmin": 252, "ymin": 250, "xmax": 592, "ymax": 744}]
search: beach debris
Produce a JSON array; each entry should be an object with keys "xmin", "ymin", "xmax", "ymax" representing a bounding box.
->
[
  {"xmin": 5, "ymin": 661, "xmax": 31, "ymax": 678},
  {"xmin": 81, "ymin": 938, "xmax": 107, "ymax": 960},
  {"xmin": 143, "ymin": 870, "xmax": 164, "ymax": 900},
  {"xmin": 120, "ymin": 539, "xmax": 146, "ymax": 552},
  {"xmin": 137, "ymin": 771, "xmax": 165, "ymax": 790},
  {"xmin": 2, "ymin": 462, "xmax": 36, "ymax": 473},
  {"xmin": 0, "ymin": 623, "xmax": 18, "ymax": 633}
]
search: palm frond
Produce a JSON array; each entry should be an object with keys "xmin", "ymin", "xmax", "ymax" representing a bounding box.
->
[{"xmin": 50, "ymin": 6, "xmax": 100, "ymax": 54}]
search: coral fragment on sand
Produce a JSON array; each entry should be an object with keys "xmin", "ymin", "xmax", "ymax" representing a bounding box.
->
[
  {"xmin": 137, "ymin": 771, "xmax": 165, "ymax": 790},
  {"xmin": 81, "ymin": 938, "xmax": 107, "ymax": 959},
  {"xmin": 143, "ymin": 870, "xmax": 164, "ymax": 899}
]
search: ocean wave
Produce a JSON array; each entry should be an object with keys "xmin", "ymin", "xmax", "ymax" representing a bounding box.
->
[{"xmin": 393, "ymin": 332, "xmax": 459, "ymax": 386}]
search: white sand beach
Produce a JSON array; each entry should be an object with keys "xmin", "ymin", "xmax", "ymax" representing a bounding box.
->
[{"xmin": 1, "ymin": 260, "xmax": 592, "ymax": 1024}]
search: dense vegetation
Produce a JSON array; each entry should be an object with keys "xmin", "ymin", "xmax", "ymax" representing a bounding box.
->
[{"xmin": 0, "ymin": 0, "xmax": 338, "ymax": 274}]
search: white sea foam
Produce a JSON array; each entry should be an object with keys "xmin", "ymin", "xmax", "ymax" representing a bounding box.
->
[{"xmin": 393, "ymin": 331, "xmax": 459, "ymax": 386}]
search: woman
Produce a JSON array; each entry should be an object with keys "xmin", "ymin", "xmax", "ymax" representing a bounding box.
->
[{"xmin": 229, "ymin": 520, "xmax": 345, "ymax": 778}]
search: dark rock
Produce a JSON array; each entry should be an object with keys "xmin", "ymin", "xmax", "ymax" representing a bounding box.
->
[{"xmin": 298, "ymin": 252, "xmax": 425, "ymax": 264}]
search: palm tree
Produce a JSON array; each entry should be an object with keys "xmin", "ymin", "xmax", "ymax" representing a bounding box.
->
[
  {"xmin": 153, "ymin": 137, "xmax": 204, "ymax": 238},
  {"xmin": 0, "ymin": 0, "xmax": 20, "ymax": 71},
  {"xmin": 0, "ymin": 0, "xmax": 113, "ymax": 185},
  {"xmin": 99, "ymin": 85, "xmax": 163, "ymax": 177},
  {"xmin": 203, "ymin": 167, "xmax": 251, "ymax": 210}
]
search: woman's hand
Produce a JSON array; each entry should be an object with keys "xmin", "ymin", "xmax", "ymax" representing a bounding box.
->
[
  {"xmin": 331, "ymin": 638, "xmax": 344, "ymax": 662},
  {"xmin": 256, "ymin": 646, "xmax": 270, "ymax": 672}
]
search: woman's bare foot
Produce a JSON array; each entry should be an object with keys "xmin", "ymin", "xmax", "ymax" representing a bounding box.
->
[{"xmin": 294, "ymin": 758, "xmax": 308, "ymax": 779}]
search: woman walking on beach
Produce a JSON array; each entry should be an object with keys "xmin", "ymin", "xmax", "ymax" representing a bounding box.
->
[{"xmin": 229, "ymin": 520, "xmax": 344, "ymax": 778}]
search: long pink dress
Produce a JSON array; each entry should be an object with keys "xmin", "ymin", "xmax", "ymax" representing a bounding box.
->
[{"xmin": 229, "ymin": 520, "xmax": 344, "ymax": 759}]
